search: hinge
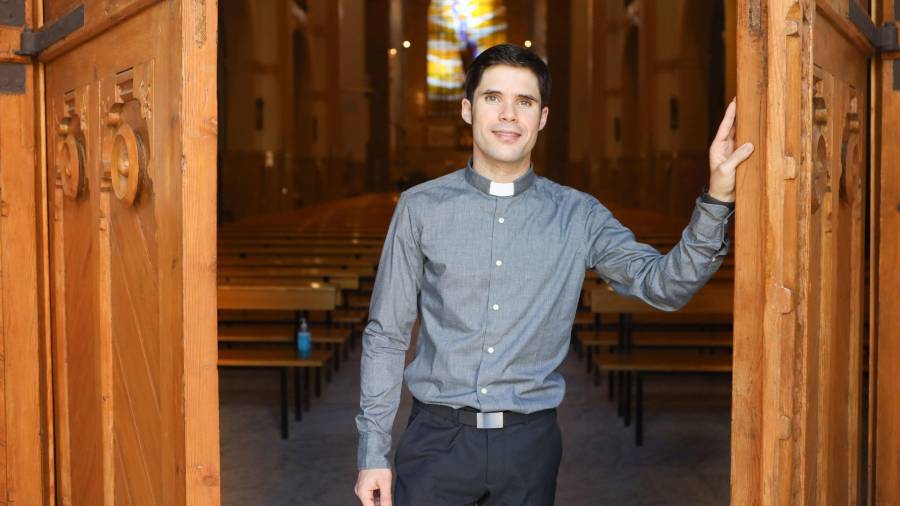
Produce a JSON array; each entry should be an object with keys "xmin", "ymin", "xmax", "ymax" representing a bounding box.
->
[
  {"xmin": 848, "ymin": 1, "xmax": 900, "ymax": 90},
  {"xmin": 0, "ymin": 4, "xmax": 83, "ymax": 94},
  {"xmin": 848, "ymin": 0, "xmax": 899, "ymax": 52},
  {"xmin": 16, "ymin": 4, "xmax": 85, "ymax": 57}
]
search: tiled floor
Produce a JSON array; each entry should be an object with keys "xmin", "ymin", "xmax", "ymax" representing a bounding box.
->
[{"xmin": 219, "ymin": 344, "xmax": 731, "ymax": 505}]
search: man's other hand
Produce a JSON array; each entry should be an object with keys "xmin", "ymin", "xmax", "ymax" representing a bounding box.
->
[
  {"xmin": 708, "ymin": 98, "xmax": 755, "ymax": 203},
  {"xmin": 355, "ymin": 468, "xmax": 393, "ymax": 506}
]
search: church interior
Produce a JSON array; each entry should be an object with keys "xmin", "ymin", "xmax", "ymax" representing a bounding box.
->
[
  {"xmin": 215, "ymin": 0, "xmax": 742, "ymax": 503},
  {"xmin": 3, "ymin": 0, "xmax": 898, "ymax": 504}
]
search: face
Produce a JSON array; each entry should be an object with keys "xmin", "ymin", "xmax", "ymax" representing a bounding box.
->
[{"xmin": 461, "ymin": 65, "xmax": 549, "ymax": 170}]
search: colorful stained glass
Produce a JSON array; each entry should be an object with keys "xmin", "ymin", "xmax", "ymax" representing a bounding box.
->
[{"xmin": 427, "ymin": 0, "xmax": 508, "ymax": 111}]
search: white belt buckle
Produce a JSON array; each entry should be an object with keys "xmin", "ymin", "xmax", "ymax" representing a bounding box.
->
[{"xmin": 476, "ymin": 411, "xmax": 504, "ymax": 429}]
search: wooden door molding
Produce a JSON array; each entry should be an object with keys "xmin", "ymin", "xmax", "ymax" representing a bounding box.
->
[
  {"xmin": 0, "ymin": 1, "xmax": 53, "ymax": 503},
  {"xmin": 37, "ymin": 0, "xmax": 162, "ymax": 62},
  {"xmin": 732, "ymin": 0, "xmax": 873, "ymax": 504},
  {"xmin": 43, "ymin": 0, "xmax": 221, "ymax": 504},
  {"xmin": 100, "ymin": 63, "xmax": 153, "ymax": 207}
]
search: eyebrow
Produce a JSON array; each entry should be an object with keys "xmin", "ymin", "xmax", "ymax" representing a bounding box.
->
[{"xmin": 478, "ymin": 89, "xmax": 539, "ymax": 103}]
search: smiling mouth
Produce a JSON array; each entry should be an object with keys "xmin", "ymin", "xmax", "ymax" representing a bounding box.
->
[{"xmin": 492, "ymin": 130, "xmax": 522, "ymax": 142}]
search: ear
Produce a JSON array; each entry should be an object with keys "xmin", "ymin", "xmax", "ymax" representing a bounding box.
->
[
  {"xmin": 538, "ymin": 106, "xmax": 549, "ymax": 131},
  {"xmin": 461, "ymin": 98, "xmax": 473, "ymax": 125}
]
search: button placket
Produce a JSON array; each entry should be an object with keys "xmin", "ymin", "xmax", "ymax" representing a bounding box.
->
[
  {"xmin": 488, "ymin": 199, "xmax": 512, "ymax": 319},
  {"xmin": 477, "ymin": 198, "xmax": 512, "ymax": 399}
]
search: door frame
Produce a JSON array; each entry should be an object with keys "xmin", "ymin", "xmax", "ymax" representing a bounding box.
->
[
  {"xmin": 0, "ymin": 0, "xmax": 53, "ymax": 503},
  {"xmin": 731, "ymin": 0, "xmax": 899, "ymax": 504}
]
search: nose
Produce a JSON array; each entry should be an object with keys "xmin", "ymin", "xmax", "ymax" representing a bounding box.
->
[{"xmin": 499, "ymin": 100, "xmax": 517, "ymax": 122}]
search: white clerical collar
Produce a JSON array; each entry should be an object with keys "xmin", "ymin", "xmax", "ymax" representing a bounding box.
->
[
  {"xmin": 489, "ymin": 181, "xmax": 515, "ymax": 197},
  {"xmin": 464, "ymin": 159, "xmax": 536, "ymax": 198}
]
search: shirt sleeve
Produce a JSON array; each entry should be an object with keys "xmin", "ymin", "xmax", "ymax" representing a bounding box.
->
[
  {"xmin": 584, "ymin": 195, "xmax": 734, "ymax": 311},
  {"xmin": 355, "ymin": 192, "xmax": 424, "ymax": 470}
]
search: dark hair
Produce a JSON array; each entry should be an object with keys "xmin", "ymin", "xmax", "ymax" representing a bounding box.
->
[{"xmin": 464, "ymin": 43, "xmax": 551, "ymax": 106}]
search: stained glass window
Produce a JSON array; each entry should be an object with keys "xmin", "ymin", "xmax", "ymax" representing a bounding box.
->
[{"xmin": 427, "ymin": 0, "xmax": 508, "ymax": 114}]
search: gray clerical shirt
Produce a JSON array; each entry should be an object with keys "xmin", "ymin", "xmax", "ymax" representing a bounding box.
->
[{"xmin": 355, "ymin": 161, "xmax": 734, "ymax": 469}]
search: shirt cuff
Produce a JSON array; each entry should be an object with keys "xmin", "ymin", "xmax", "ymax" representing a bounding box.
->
[
  {"xmin": 689, "ymin": 195, "xmax": 733, "ymax": 259},
  {"xmin": 357, "ymin": 431, "xmax": 392, "ymax": 470},
  {"xmin": 700, "ymin": 188, "xmax": 736, "ymax": 210}
]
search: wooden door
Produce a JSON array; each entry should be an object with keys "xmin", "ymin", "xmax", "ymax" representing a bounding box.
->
[
  {"xmin": 732, "ymin": 0, "xmax": 897, "ymax": 504},
  {"xmin": 42, "ymin": 1, "xmax": 220, "ymax": 504}
]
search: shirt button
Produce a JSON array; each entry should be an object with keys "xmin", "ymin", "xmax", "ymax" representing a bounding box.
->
[
  {"xmin": 495, "ymin": 260, "xmax": 502, "ymax": 266},
  {"xmin": 480, "ymin": 388, "xmax": 488, "ymax": 394},
  {"xmin": 498, "ymin": 217, "xmax": 505, "ymax": 223},
  {"xmin": 492, "ymin": 304, "xmax": 500, "ymax": 311},
  {"xmin": 487, "ymin": 347, "xmax": 495, "ymax": 354}
]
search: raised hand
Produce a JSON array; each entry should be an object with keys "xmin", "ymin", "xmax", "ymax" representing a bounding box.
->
[{"xmin": 708, "ymin": 98, "xmax": 754, "ymax": 203}]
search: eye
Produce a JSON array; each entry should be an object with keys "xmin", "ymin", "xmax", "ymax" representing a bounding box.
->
[
  {"xmin": 518, "ymin": 99, "xmax": 533, "ymax": 107},
  {"xmin": 485, "ymin": 95, "xmax": 499, "ymax": 103}
]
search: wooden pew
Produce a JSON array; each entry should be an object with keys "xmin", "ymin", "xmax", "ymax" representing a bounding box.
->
[
  {"xmin": 217, "ymin": 254, "xmax": 376, "ymax": 273},
  {"xmin": 218, "ymin": 236, "xmax": 383, "ymax": 248},
  {"xmin": 219, "ymin": 228, "xmax": 387, "ymax": 240},
  {"xmin": 219, "ymin": 240, "xmax": 376, "ymax": 347},
  {"xmin": 217, "ymin": 285, "xmax": 336, "ymax": 439},
  {"xmin": 219, "ymin": 263, "xmax": 373, "ymax": 276},
  {"xmin": 218, "ymin": 267, "xmax": 360, "ymax": 290},
  {"xmin": 218, "ymin": 245, "xmax": 382, "ymax": 259},
  {"xmin": 577, "ymin": 263, "xmax": 733, "ymax": 367},
  {"xmin": 218, "ymin": 278, "xmax": 356, "ymax": 356},
  {"xmin": 589, "ymin": 283, "xmax": 734, "ymax": 446}
]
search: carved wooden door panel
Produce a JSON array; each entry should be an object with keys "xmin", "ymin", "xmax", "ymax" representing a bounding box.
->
[
  {"xmin": 731, "ymin": 0, "xmax": 886, "ymax": 504},
  {"xmin": 43, "ymin": 1, "xmax": 220, "ymax": 504}
]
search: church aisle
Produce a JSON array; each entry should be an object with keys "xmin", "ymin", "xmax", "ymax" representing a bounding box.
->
[{"xmin": 219, "ymin": 345, "xmax": 730, "ymax": 505}]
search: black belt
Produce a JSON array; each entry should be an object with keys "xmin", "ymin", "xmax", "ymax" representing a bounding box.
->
[{"xmin": 412, "ymin": 398, "xmax": 555, "ymax": 429}]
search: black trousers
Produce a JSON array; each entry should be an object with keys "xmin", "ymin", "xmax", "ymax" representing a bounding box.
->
[{"xmin": 393, "ymin": 399, "xmax": 562, "ymax": 506}]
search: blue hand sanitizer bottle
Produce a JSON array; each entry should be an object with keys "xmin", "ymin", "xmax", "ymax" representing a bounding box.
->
[{"xmin": 296, "ymin": 317, "xmax": 311, "ymax": 358}]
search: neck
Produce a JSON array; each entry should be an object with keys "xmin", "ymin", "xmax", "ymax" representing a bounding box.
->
[{"xmin": 471, "ymin": 151, "xmax": 531, "ymax": 183}]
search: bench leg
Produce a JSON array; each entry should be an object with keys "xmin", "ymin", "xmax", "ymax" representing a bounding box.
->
[
  {"xmin": 636, "ymin": 373, "xmax": 644, "ymax": 446},
  {"xmin": 280, "ymin": 368, "xmax": 289, "ymax": 439},
  {"xmin": 325, "ymin": 360, "xmax": 332, "ymax": 384},
  {"xmin": 332, "ymin": 344, "xmax": 341, "ymax": 372},
  {"xmin": 304, "ymin": 368, "xmax": 311, "ymax": 411},
  {"xmin": 294, "ymin": 368, "xmax": 302, "ymax": 422},
  {"xmin": 607, "ymin": 371, "xmax": 614, "ymax": 401},
  {"xmin": 315, "ymin": 368, "xmax": 322, "ymax": 398},
  {"xmin": 624, "ymin": 372, "xmax": 632, "ymax": 427},
  {"xmin": 586, "ymin": 346, "xmax": 593, "ymax": 374},
  {"xmin": 617, "ymin": 371, "xmax": 625, "ymax": 418},
  {"xmin": 343, "ymin": 342, "xmax": 350, "ymax": 360},
  {"xmin": 573, "ymin": 332, "xmax": 583, "ymax": 359}
]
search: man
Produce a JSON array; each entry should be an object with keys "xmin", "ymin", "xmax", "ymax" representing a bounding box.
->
[{"xmin": 354, "ymin": 43, "xmax": 753, "ymax": 506}]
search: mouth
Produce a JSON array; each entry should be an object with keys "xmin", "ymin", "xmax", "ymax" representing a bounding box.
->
[{"xmin": 492, "ymin": 130, "xmax": 522, "ymax": 143}]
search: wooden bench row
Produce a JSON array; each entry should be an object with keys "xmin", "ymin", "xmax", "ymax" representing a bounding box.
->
[
  {"xmin": 217, "ymin": 283, "xmax": 366, "ymax": 438},
  {"xmin": 216, "ymin": 209, "xmax": 728, "ymax": 442},
  {"xmin": 585, "ymin": 283, "xmax": 734, "ymax": 445}
]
